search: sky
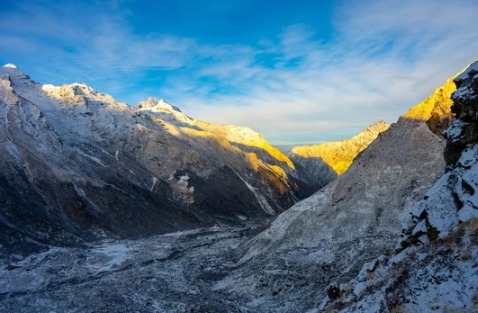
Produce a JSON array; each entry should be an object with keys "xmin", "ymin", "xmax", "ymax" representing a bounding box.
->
[{"xmin": 1, "ymin": 0, "xmax": 478, "ymax": 145}]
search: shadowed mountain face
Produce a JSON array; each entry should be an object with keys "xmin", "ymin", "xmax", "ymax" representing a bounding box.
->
[{"xmin": 0, "ymin": 65, "xmax": 318, "ymax": 255}]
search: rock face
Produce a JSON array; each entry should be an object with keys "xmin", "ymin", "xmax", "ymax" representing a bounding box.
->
[
  {"xmin": 321, "ymin": 60, "xmax": 478, "ymax": 313},
  {"xmin": 0, "ymin": 65, "xmax": 315, "ymax": 255},
  {"xmin": 288, "ymin": 121, "xmax": 390, "ymax": 189}
]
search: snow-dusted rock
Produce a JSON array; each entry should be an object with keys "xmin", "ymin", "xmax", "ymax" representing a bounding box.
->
[
  {"xmin": 204, "ymin": 66, "xmax": 457, "ymax": 312},
  {"xmin": 321, "ymin": 60, "xmax": 478, "ymax": 313},
  {"xmin": 0, "ymin": 65, "xmax": 315, "ymax": 256}
]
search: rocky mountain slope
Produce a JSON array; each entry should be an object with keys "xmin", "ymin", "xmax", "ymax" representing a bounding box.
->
[
  {"xmin": 0, "ymin": 64, "xmax": 318, "ymax": 255},
  {"xmin": 212, "ymin": 64, "xmax": 459, "ymax": 312},
  {"xmin": 322, "ymin": 60, "xmax": 478, "ymax": 313},
  {"xmin": 288, "ymin": 120, "xmax": 390, "ymax": 178}
]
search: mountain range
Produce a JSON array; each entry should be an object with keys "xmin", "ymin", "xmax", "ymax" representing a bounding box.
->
[
  {"xmin": 0, "ymin": 64, "xmax": 321, "ymax": 255},
  {"xmin": 0, "ymin": 60, "xmax": 477, "ymax": 313}
]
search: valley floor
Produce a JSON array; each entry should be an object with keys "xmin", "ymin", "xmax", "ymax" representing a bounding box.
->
[{"xmin": 0, "ymin": 225, "xmax": 267, "ymax": 313}]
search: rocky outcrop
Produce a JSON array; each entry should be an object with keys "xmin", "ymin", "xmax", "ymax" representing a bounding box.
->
[
  {"xmin": 0, "ymin": 65, "xmax": 315, "ymax": 255},
  {"xmin": 320, "ymin": 60, "xmax": 478, "ymax": 313},
  {"xmin": 402, "ymin": 77, "xmax": 456, "ymax": 134},
  {"xmin": 288, "ymin": 120, "xmax": 390, "ymax": 176}
]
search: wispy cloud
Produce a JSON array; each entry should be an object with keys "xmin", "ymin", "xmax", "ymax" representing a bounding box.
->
[
  {"xmin": 1, "ymin": 0, "xmax": 478, "ymax": 144},
  {"xmin": 182, "ymin": 0, "xmax": 478, "ymax": 143}
]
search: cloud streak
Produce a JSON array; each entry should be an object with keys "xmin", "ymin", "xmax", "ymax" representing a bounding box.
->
[{"xmin": 1, "ymin": 0, "xmax": 478, "ymax": 144}]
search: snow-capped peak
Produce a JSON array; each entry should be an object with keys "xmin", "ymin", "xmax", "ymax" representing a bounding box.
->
[
  {"xmin": 136, "ymin": 97, "xmax": 192, "ymax": 124},
  {"xmin": 2, "ymin": 63, "xmax": 17, "ymax": 69},
  {"xmin": 137, "ymin": 96, "xmax": 182, "ymax": 113}
]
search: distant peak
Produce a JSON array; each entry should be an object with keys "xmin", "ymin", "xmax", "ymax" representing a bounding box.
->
[
  {"xmin": 137, "ymin": 97, "xmax": 182, "ymax": 112},
  {"xmin": 70, "ymin": 82, "xmax": 91, "ymax": 88},
  {"xmin": 0, "ymin": 63, "xmax": 29, "ymax": 79},
  {"xmin": 289, "ymin": 120, "xmax": 390, "ymax": 175},
  {"xmin": 371, "ymin": 120, "xmax": 388, "ymax": 126},
  {"xmin": 69, "ymin": 83, "xmax": 94, "ymax": 95},
  {"xmin": 2, "ymin": 63, "xmax": 17, "ymax": 69},
  {"xmin": 365, "ymin": 120, "xmax": 390, "ymax": 132}
]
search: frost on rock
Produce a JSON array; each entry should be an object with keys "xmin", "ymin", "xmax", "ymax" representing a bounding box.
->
[
  {"xmin": 1, "ymin": 59, "xmax": 478, "ymax": 312},
  {"xmin": 416, "ymin": 172, "xmax": 458, "ymax": 237},
  {"xmin": 321, "ymin": 59, "xmax": 478, "ymax": 313},
  {"xmin": 458, "ymin": 204, "xmax": 478, "ymax": 223},
  {"xmin": 443, "ymin": 119, "xmax": 468, "ymax": 143}
]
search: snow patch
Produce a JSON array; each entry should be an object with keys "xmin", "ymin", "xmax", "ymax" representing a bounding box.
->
[
  {"xmin": 151, "ymin": 176, "xmax": 158, "ymax": 192},
  {"xmin": 458, "ymin": 205, "xmax": 478, "ymax": 222},
  {"xmin": 3, "ymin": 63, "xmax": 17, "ymax": 69},
  {"xmin": 41, "ymin": 84, "xmax": 57, "ymax": 92},
  {"xmin": 179, "ymin": 174, "xmax": 190, "ymax": 182},
  {"xmin": 444, "ymin": 120, "xmax": 467, "ymax": 142},
  {"xmin": 89, "ymin": 242, "xmax": 131, "ymax": 273},
  {"xmin": 237, "ymin": 214, "xmax": 248, "ymax": 221},
  {"xmin": 455, "ymin": 60, "xmax": 478, "ymax": 83},
  {"xmin": 233, "ymin": 170, "xmax": 275, "ymax": 215}
]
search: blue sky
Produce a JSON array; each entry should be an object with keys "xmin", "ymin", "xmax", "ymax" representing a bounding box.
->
[{"xmin": 1, "ymin": 0, "xmax": 478, "ymax": 144}]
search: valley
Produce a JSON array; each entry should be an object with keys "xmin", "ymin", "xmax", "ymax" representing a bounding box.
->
[{"xmin": 1, "ymin": 59, "xmax": 478, "ymax": 313}]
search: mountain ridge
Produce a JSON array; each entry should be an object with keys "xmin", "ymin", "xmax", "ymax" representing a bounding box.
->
[
  {"xmin": 288, "ymin": 120, "xmax": 390, "ymax": 176},
  {"xmin": 0, "ymin": 64, "xmax": 318, "ymax": 255}
]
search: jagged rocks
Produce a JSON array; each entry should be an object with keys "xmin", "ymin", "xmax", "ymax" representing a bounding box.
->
[{"xmin": 444, "ymin": 63, "xmax": 478, "ymax": 165}]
